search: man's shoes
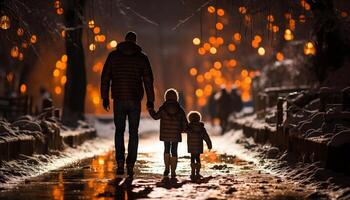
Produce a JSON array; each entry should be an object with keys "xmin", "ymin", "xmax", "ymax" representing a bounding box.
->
[{"xmin": 116, "ymin": 161, "xmax": 124, "ymax": 175}]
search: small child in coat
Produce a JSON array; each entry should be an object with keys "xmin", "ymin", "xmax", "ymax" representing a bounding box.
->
[
  {"xmin": 148, "ymin": 88, "xmax": 188, "ymax": 178},
  {"xmin": 186, "ymin": 111, "xmax": 212, "ymax": 179}
]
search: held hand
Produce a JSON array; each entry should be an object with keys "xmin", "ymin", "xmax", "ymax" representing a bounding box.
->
[
  {"xmin": 103, "ymin": 99, "xmax": 110, "ymax": 111},
  {"xmin": 146, "ymin": 101, "xmax": 154, "ymax": 109}
]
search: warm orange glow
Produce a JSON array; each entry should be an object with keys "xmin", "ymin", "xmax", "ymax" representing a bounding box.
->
[
  {"xmin": 285, "ymin": 13, "xmax": 292, "ymax": 19},
  {"xmin": 204, "ymin": 84, "xmax": 213, "ymax": 95},
  {"xmin": 214, "ymin": 61, "xmax": 222, "ymax": 69},
  {"xmin": 241, "ymin": 91, "xmax": 250, "ymax": 102},
  {"xmin": 60, "ymin": 76, "xmax": 67, "ymax": 85},
  {"xmin": 252, "ymin": 40, "xmax": 259, "ymax": 48},
  {"xmin": 61, "ymin": 30, "xmax": 65, "ymax": 38},
  {"xmin": 56, "ymin": 61, "xmax": 66, "ymax": 70},
  {"xmin": 198, "ymin": 47, "xmax": 206, "ymax": 55},
  {"xmin": 10, "ymin": 46, "xmax": 19, "ymax": 58},
  {"xmin": 254, "ymin": 35, "xmax": 262, "ymax": 43},
  {"xmin": 289, "ymin": 19, "xmax": 296, "ymax": 31},
  {"xmin": 6, "ymin": 72, "xmax": 14, "ymax": 82},
  {"xmin": 272, "ymin": 25, "xmax": 279, "ymax": 33},
  {"xmin": 195, "ymin": 89, "xmax": 204, "ymax": 97},
  {"xmin": 53, "ymin": 69, "xmax": 60, "ymax": 77},
  {"xmin": 284, "ymin": 29, "xmax": 294, "ymax": 41},
  {"xmin": 109, "ymin": 40, "xmax": 117, "ymax": 48},
  {"xmin": 209, "ymin": 36, "xmax": 216, "ymax": 44},
  {"xmin": 93, "ymin": 26, "xmax": 100, "ymax": 34},
  {"xmin": 203, "ymin": 43, "xmax": 211, "ymax": 50},
  {"xmin": 214, "ymin": 78, "xmax": 224, "ymax": 85},
  {"xmin": 93, "ymin": 96, "xmax": 100, "ymax": 105},
  {"xmin": 54, "ymin": 86, "xmax": 62, "ymax": 95},
  {"xmin": 190, "ymin": 68, "xmax": 198, "ymax": 76},
  {"xmin": 20, "ymin": 84, "xmax": 27, "ymax": 93},
  {"xmin": 267, "ymin": 15, "xmax": 274, "ymax": 22},
  {"xmin": 17, "ymin": 28, "xmax": 24, "ymax": 36},
  {"xmin": 209, "ymin": 47, "xmax": 217, "ymax": 54},
  {"xmin": 299, "ymin": 15, "xmax": 306, "ymax": 23},
  {"xmin": 216, "ymin": 37, "xmax": 224, "ymax": 45},
  {"xmin": 241, "ymin": 69, "xmax": 248, "ymax": 77},
  {"xmin": 18, "ymin": 53, "xmax": 24, "ymax": 61},
  {"xmin": 54, "ymin": 1, "xmax": 60, "ymax": 8},
  {"xmin": 215, "ymin": 22, "xmax": 223, "ymax": 30},
  {"xmin": 198, "ymin": 97, "xmax": 207, "ymax": 107},
  {"xmin": 217, "ymin": 9, "xmax": 225, "ymax": 16},
  {"xmin": 228, "ymin": 59, "xmax": 237, "ymax": 67},
  {"xmin": 341, "ymin": 12, "xmax": 348, "ymax": 18},
  {"xmin": 92, "ymin": 62, "xmax": 103, "ymax": 73},
  {"xmin": 204, "ymin": 72, "xmax": 212, "ymax": 80},
  {"xmin": 239, "ymin": 7, "xmax": 247, "ymax": 14},
  {"xmin": 276, "ymin": 52, "xmax": 284, "ymax": 61},
  {"xmin": 196, "ymin": 75, "xmax": 204, "ymax": 83},
  {"xmin": 233, "ymin": 33, "xmax": 241, "ymax": 41},
  {"xmin": 22, "ymin": 42, "xmax": 28, "ymax": 49},
  {"xmin": 30, "ymin": 35, "xmax": 37, "ymax": 44},
  {"xmin": 304, "ymin": 41, "xmax": 316, "ymax": 55},
  {"xmin": 208, "ymin": 6, "xmax": 215, "ymax": 13},
  {"xmin": 258, "ymin": 47, "xmax": 265, "ymax": 56},
  {"xmin": 61, "ymin": 54, "xmax": 68, "ymax": 62},
  {"xmin": 56, "ymin": 8, "xmax": 64, "ymax": 15},
  {"xmin": 89, "ymin": 43, "xmax": 96, "ymax": 51},
  {"xmin": 88, "ymin": 20, "xmax": 95, "ymax": 28},
  {"xmin": 193, "ymin": 37, "xmax": 201, "ymax": 45},
  {"xmin": 0, "ymin": 15, "xmax": 10, "ymax": 30},
  {"xmin": 228, "ymin": 43, "xmax": 236, "ymax": 52}
]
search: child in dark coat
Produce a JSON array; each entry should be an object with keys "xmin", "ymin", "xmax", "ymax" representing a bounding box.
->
[
  {"xmin": 186, "ymin": 111, "xmax": 212, "ymax": 179},
  {"xmin": 148, "ymin": 88, "xmax": 188, "ymax": 178}
]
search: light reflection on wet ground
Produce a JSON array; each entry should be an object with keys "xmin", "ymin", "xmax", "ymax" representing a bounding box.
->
[{"xmin": 0, "ymin": 131, "xmax": 311, "ymax": 199}]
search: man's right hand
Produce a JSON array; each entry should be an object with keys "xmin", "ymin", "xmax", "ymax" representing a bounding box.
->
[
  {"xmin": 146, "ymin": 101, "xmax": 154, "ymax": 109},
  {"xmin": 103, "ymin": 99, "xmax": 110, "ymax": 111}
]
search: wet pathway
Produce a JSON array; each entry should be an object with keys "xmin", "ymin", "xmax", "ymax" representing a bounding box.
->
[{"xmin": 0, "ymin": 130, "xmax": 312, "ymax": 199}]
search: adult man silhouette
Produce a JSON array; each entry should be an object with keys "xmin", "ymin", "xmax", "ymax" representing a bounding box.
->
[{"xmin": 101, "ymin": 31, "xmax": 155, "ymax": 177}]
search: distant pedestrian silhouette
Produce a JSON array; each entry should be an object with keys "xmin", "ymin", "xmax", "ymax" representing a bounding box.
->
[
  {"xmin": 217, "ymin": 87, "xmax": 231, "ymax": 134},
  {"xmin": 148, "ymin": 88, "xmax": 188, "ymax": 178},
  {"xmin": 100, "ymin": 31, "xmax": 155, "ymax": 177}
]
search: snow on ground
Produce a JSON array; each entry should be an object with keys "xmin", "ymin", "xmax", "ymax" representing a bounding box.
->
[{"xmin": 0, "ymin": 115, "xmax": 160, "ymax": 189}]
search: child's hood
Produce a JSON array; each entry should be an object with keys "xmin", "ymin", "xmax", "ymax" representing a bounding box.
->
[
  {"xmin": 162, "ymin": 100, "xmax": 181, "ymax": 115},
  {"xmin": 188, "ymin": 122, "xmax": 204, "ymax": 132}
]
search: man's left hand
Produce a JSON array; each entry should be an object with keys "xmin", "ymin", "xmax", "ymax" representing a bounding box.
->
[{"xmin": 103, "ymin": 99, "xmax": 110, "ymax": 111}]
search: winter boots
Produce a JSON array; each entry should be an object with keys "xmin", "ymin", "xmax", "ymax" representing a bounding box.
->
[
  {"xmin": 190, "ymin": 163, "xmax": 201, "ymax": 179},
  {"xmin": 163, "ymin": 153, "xmax": 170, "ymax": 176},
  {"xmin": 170, "ymin": 156, "xmax": 178, "ymax": 178},
  {"xmin": 116, "ymin": 161, "xmax": 124, "ymax": 175},
  {"xmin": 190, "ymin": 163, "xmax": 196, "ymax": 179}
]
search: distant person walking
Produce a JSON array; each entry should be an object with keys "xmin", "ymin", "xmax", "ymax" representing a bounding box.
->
[
  {"xmin": 230, "ymin": 86, "xmax": 243, "ymax": 116},
  {"xmin": 100, "ymin": 31, "xmax": 155, "ymax": 177},
  {"xmin": 217, "ymin": 87, "xmax": 232, "ymax": 135}
]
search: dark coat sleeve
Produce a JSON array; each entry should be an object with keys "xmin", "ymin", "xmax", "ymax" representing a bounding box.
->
[
  {"xmin": 142, "ymin": 55, "xmax": 155, "ymax": 102},
  {"xmin": 181, "ymin": 110, "xmax": 189, "ymax": 132},
  {"xmin": 203, "ymin": 128, "xmax": 212, "ymax": 149},
  {"xmin": 100, "ymin": 53, "xmax": 112, "ymax": 100}
]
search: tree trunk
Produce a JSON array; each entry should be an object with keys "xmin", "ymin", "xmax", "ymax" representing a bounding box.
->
[
  {"xmin": 306, "ymin": 0, "xmax": 349, "ymax": 83},
  {"xmin": 62, "ymin": 0, "xmax": 86, "ymax": 127}
]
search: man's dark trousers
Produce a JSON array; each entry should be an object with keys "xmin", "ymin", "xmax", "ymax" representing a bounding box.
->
[{"xmin": 113, "ymin": 100, "xmax": 141, "ymax": 166}]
